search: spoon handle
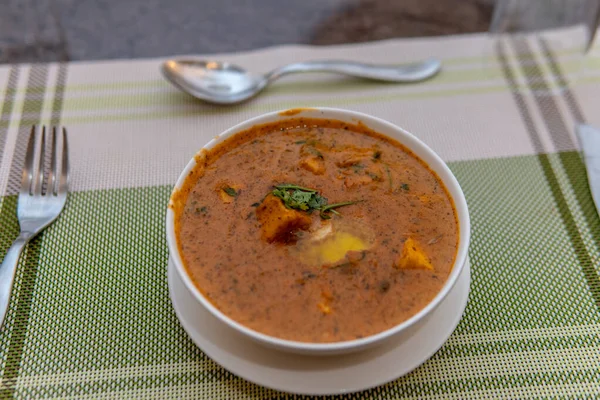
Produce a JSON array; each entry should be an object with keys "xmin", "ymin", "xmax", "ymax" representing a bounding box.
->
[{"xmin": 265, "ymin": 59, "xmax": 441, "ymax": 83}]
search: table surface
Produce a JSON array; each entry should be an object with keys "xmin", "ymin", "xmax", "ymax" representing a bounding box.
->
[
  {"xmin": 1, "ymin": 27, "xmax": 599, "ymax": 398},
  {"xmin": 0, "ymin": 0, "xmax": 495, "ymax": 64}
]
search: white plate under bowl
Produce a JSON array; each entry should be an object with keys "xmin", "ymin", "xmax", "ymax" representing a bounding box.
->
[{"xmin": 168, "ymin": 256, "xmax": 471, "ymax": 396}]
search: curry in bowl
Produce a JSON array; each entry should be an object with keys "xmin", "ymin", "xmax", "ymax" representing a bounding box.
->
[{"xmin": 171, "ymin": 117, "xmax": 459, "ymax": 343}]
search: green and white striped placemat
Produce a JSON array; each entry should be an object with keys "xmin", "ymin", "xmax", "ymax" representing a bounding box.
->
[{"xmin": 0, "ymin": 31, "xmax": 599, "ymax": 399}]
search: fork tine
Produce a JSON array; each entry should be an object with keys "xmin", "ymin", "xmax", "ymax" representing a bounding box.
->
[
  {"xmin": 32, "ymin": 126, "xmax": 46, "ymax": 196},
  {"xmin": 47, "ymin": 127, "xmax": 57, "ymax": 196},
  {"xmin": 58, "ymin": 127, "xmax": 69, "ymax": 194},
  {"xmin": 20, "ymin": 126, "xmax": 37, "ymax": 195}
]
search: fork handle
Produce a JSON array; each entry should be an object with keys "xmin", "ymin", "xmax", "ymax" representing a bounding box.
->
[{"xmin": 0, "ymin": 233, "xmax": 32, "ymax": 329}]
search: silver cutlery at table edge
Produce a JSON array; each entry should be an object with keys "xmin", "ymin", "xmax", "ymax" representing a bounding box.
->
[
  {"xmin": 576, "ymin": 124, "xmax": 600, "ymax": 218},
  {"xmin": 0, "ymin": 126, "xmax": 69, "ymax": 329},
  {"xmin": 161, "ymin": 58, "xmax": 442, "ymax": 105}
]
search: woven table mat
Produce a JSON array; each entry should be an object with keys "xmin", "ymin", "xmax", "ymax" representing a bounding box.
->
[{"xmin": 0, "ymin": 31, "xmax": 599, "ymax": 399}]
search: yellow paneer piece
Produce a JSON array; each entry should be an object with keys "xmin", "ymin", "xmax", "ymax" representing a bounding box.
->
[
  {"xmin": 256, "ymin": 194, "xmax": 311, "ymax": 243},
  {"xmin": 299, "ymin": 156, "xmax": 325, "ymax": 175},
  {"xmin": 396, "ymin": 237, "xmax": 434, "ymax": 271}
]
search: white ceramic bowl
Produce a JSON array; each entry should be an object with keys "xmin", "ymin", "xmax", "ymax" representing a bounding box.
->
[{"xmin": 166, "ymin": 107, "xmax": 470, "ymax": 355}]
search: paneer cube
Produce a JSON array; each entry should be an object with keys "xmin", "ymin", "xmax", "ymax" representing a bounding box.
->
[
  {"xmin": 299, "ymin": 156, "xmax": 325, "ymax": 175},
  {"xmin": 256, "ymin": 194, "xmax": 311, "ymax": 243},
  {"xmin": 396, "ymin": 237, "xmax": 434, "ymax": 271}
]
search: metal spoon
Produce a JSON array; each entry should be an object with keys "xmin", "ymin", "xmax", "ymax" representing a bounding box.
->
[{"xmin": 161, "ymin": 58, "xmax": 442, "ymax": 105}]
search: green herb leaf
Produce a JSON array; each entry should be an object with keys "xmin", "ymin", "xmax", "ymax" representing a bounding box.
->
[
  {"xmin": 272, "ymin": 188, "xmax": 290, "ymax": 205},
  {"xmin": 384, "ymin": 164, "xmax": 392, "ymax": 190},
  {"xmin": 251, "ymin": 202, "xmax": 260, "ymax": 207},
  {"xmin": 319, "ymin": 201, "xmax": 358, "ymax": 219},
  {"xmin": 223, "ymin": 186, "xmax": 238, "ymax": 197},
  {"xmin": 274, "ymin": 184, "xmax": 317, "ymax": 192},
  {"xmin": 308, "ymin": 147, "xmax": 324, "ymax": 159},
  {"xmin": 291, "ymin": 190, "xmax": 313, "ymax": 204},
  {"xmin": 271, "ymin": 184, "xmax": 355, "ymax": 219},
  {"xmin": 307, "ymin": 193, "xmax": 328, "ymax": 209},
  {"xmin": 400, "ymin": 183, "xmax": 410, "ymax": 191},
  {"xmin": 290, "ymin": 190, "xmax": 313, "ymax": 210},
  {"xmin": 295, "ymin": 140, "xmax": 307, "ymax": 145}
]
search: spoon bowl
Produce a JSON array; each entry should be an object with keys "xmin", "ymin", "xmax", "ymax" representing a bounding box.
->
[{"xmin": 161, "ymin": 58, "xmax": 442, "ymax": 105}]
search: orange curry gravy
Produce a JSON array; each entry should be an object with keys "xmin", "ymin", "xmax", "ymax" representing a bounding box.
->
[{"xmin": 173, "ymin": 117, "xmax": 459, "ymax": 343}]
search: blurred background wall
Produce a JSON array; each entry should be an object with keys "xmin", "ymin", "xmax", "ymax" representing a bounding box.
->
[{"xmin": 0, "ymin": 0, "xmax": 497, "ymax": 63}]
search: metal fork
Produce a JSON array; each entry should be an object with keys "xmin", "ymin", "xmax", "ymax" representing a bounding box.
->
[{"xmin": 0, "ymin": 126, "xmax": 69, "ymax": 328}]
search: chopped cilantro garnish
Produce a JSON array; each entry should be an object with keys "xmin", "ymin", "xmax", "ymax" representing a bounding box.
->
[{"xmin": 271, "ymin": 184, "xmax": 357, "ymax": 219}]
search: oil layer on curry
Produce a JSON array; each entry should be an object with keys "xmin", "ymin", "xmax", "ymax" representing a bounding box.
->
[{"xmin": 173, "ymin": 117, "xmax": 459, "ymax": 343}]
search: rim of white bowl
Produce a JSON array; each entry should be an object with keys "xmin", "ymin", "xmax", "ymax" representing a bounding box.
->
[{"xmin": 166, "ymin": 107, "xmax": 471, "ymax": 353}]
